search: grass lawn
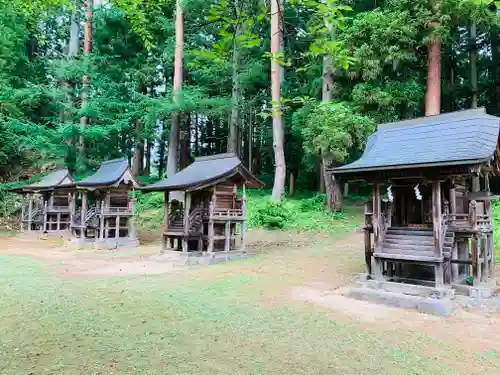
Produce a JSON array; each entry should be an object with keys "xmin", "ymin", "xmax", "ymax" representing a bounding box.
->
[{"xmin": 0, "ymin": 204, "xmax": 499, "ymax": 374}]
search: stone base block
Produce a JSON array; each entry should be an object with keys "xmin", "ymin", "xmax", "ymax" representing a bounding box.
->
[
  {"xmin": 345, "ymin": 286, "xmax": 455, "ymax": 316},
  {"xmin": 151, "ymin": 250, "xmax": 249, "ymax": 266}
]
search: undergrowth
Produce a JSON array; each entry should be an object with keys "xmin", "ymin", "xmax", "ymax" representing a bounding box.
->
[
  {"xmin": 491, "ymin": 201, "xmax": 500, "ymax": 262},
  {"xmin": 136, "ymin": 189, "xmax": 366, "ymax": 234}
]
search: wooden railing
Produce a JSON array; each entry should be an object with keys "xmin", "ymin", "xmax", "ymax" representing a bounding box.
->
[
  {"xmin": 447, "ymin": 200, "xmax": 491, "ymax": 231},
  {"xmin": 104, "ymin": 206, "xmax": 131, "ymax": 214}
]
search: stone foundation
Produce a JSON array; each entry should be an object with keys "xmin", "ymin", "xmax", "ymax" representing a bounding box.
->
[
  {"xmin": 345, "ymin": 276, "xmax": 500, "ymax": 316},
  {"xmin": 151, "ymin": 249, "xmax": 249, "ymax": 266},
  {"xmin": 67, "ymin": 236, "xmax": 139, "ymax": 250}
]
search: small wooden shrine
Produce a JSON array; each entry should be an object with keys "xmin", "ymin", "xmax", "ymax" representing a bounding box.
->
[
  {"xmin": 65, "ymin": 159, "xmax": 141, "ymax": 248},
  {"xmin": 329, "ymin": 108, "xmax": 498, "ymax": 293},
  {"xmin": 11, "ymin": 169, "xmax": 74, "ymax": 233},
  {"xmin": 142, "ymin": 153, "xmax": 263, "ymax": 257}
]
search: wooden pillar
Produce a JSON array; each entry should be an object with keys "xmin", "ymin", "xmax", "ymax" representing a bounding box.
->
[
  {"xmin": 129, "ymin": 189, "xmax": 136, "ymax": 240},
  {"xmin": 449, "ymin": 179, "xmax": 456, "ymax": 226},
  {"xmin": 162, "ymin": 191, "xmax": 170, "ymax": 251},
  {"xmin": 20, "ymin": 196, "xmax": 26, "ymax": 232},
  {"xmin": 240, "ymin": 185, "xmax": 246, "ymax": 251},
  {"xmin": 56, "ymin": 212, "xmax": 61, "ymax": 231},
  {"xmin": 69, "ymin": 192, "xmax": 75, "ymax": 227},
  {"xmin": 432, "ymin": 181, "xmax": 442, "ymax": 256},
  {"xmin": 99, "ymin": 195, "xmax": 105, "ymax": 241},
  {"xmin": 471, "ymin": 235, "xmax": 480, "ymax": 286},
  {"xmin": 43, "ymin": 196, "xmax": 48, "ymax": 233},
  {"xmin": 432, "ymin": 181, "xmax": 444, "ymax": 288},
  {"xmin": 207, "ymin": 200, "xmax": 214, "ymax": 253},
  {"xmin": 458, "ymin": 239, "xmax": 468, "ymax": 279},
  {"xmin": 481, "ymin": 235, "xmax": 489, "ymax": 281},
  {"xmin": 224, "ymin": 220, "xmax": 231, "ymax": 251},
  {"xmin": 81, "ymin": 191, "xmax": 88, "ymax": 239},
  {"xmin": 472, "ymin": 176, "xmax": 480, "ymax": 193},
  {"xmin": 27, "ymin": 195, "xmax": 33, "ymax": 232},
  {"xmin": 115, "ymin": 215, "xmax": 120, "ymax": 239},
  {"xmin": 182, "ymin": 192, "xmax": 191, "ymax": 252},
  {"xmin": 451, "ymin": 241, "xmax": 459, "ymax": 282},
  {"xmin": 372, "ymin": 183, "xmax": 383, "ymax": 281}
]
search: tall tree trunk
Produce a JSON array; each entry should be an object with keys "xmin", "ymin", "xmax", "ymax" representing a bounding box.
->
[
  {"xmin": 470, "ymin": 22, "xmax": 478, "ymax": 109},
  {"xmin": 270, "ymin": 0, "xmax": 286, "ymax": 201},
  {"xmin": 132, "ymin": 82, "xmax": 146, "ymax": 176},
  {"xmin": 166, "ymin": 0, "xmax": 184, "ymax": 177},
  {"xmin": 68, "ymin": 3, "xmax": 79, "ymax": 57},
  {"xmin": 79, "ymin": 0, "xmax": 93, "ymax": 155},
  {"xmin": 425, "ymin": 33, "xmax": 441, "ymax": 116},
  {"xmin": 248, "ymin": 108, "xmax": 253, "ymax": 172},
  {"xmin": 180, "ymin": 113, "xmax": 190, "ymax": 169},
  {"xmin": 158, "ymin": 120, "xmax": 166, "ymax": 178},
  {"xmin": 132, "ymin": 119, "xmax": 144, "ymax": 175},
  {"xmin": 227, "ymin": 0, "xmax": 241, "ymax": 154},
  {"xmin": 144, "ymin": 139, "xmax": 151, "ymax": 175},
  {"xmin": 491, "ymin": 24, "xmax": 500, "ymax": 115}
]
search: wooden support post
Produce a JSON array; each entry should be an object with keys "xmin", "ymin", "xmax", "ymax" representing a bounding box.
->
[
  {"xmin": 434, "ymin": 263, "xmax": 444, "ymax": 287},
  {"xmin": 129, "ymin": 189, "xmax": 136, "ymax": 240},
  {"xmin": 364, "ymin": 229, "xmax": 372, "ymax": 276},
  {"xmin": 449, "ymin": 179, "xmax": 456, "ymax": 226},
  {"xmin": 99, "ymin": 196, "xmax": 105, "ymax": 241},
  {"xmin": 115, "ymin": 215, "xmax": 119, "ymax": 239},
  {"xmin": 372, "ymin": 183, "xmax": 383, "ymax": 281},
  {"xmin": 471, "ymin": 235, "xmax": 480, "ymax": 286},
  {"xmin": 481, "ymin": 235, "xmax": 489, "ymax": 282},
  {"xmin": 27, "ymin": 195, "xmax": 33, "ymax": 232},
  {"xmin": 224, "ymin": 220, "xmax": 231, "ymax": 252},
  {"xmin": 451, "ymin": 241, "xmax": 459, "ymax": 282},
  {"xmin": 208, "ymin": 201, "xmax": 214, "ymax": 253},
  {"xmin": 240, "ymin": 185, "xmax": 246, "ymax": 251},
  {"xmin": 472, "ymin": 176, "xmax": 480, "ymax": 193},
  {"xmin": 432, "ymin": 181, "xmax": 442, "ymax": 257},
  {"xmin": 81, "ymin": 191, "xmax": 88, "ymax": 239},
  {"xmin": 43, "ymin": 197, "xmax": 48, "ymax": 233},
  {"xmin": 56, "ymin": 212, "xmax": 61, "ymax": 232},
  {"xmin": 20, "ymin": 197, "xmax": 25, "ymax": 232},
  {"xmin": 163, "ymin": 191, "xmax": 170, "ymax": 231},
  {"xmin": 182, "ymin": 192, "xmax": 191, "ymax": 252}
]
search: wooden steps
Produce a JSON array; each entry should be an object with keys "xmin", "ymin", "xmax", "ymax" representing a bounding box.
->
[{"xmin": 375, "ymin": 227, "xmax": 455, "ymax": 263}]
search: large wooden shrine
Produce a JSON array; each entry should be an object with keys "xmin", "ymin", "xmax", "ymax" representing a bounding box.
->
[
  {"xmin": 62, "ymin": 159, "xmax": 141, "ymax": 248},
  {"xmin": 11, "ymin": 169, "xmax": 75, "ymax": 233},
  {"xmin": 330, "ymin": 108, "xmax": 498, "ymax": 293},
  {"xmin": 142, "ymin": 153, "xmax": 263, "ymax": 259}
]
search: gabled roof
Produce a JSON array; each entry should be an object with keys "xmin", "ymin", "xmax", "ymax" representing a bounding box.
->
[
  {"xmin": 77, "ymin": 158, "xmax": 141, "ymax": 189},
  {"xmin": 11, "ymin": 169, "xmax": 74, "ymax": 193},
  {"xmin": 142, "ymin": 153, "xmax": 264, "ymax": 192},
  {"xmin": 330, "ymin": 108, "xmax": 500, "ymax": 174}
]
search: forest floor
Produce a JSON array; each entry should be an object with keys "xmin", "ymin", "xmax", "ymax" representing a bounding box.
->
[{"xmin": 0, "ymin": 223, "xmax": 499, "ymax": 374}]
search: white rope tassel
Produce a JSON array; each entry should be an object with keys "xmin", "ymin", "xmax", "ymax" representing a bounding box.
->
[{"xmin": 414, "ymin": 184, "xmax": 422, "ymax": 201}]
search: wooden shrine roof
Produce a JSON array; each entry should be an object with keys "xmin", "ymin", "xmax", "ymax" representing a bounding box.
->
[
  {"xmin": 142, "ymin": 153, "xmax": 264, "ymax": 192},
  {"xmin": 10, "ymin": 169, "xmax": 74, "ymax": 193},
  {"xmin": 77, "ymin": 158, "xmax": 141, "ymax": 189},
  {"xmin": 330, "ymin": 108, "xmax": 500, "ymax": 175}
]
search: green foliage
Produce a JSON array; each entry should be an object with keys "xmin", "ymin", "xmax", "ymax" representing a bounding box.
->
[
  {"xmin": 491, "ymin": 201, "xmax": 500, "ymax": 262},
  {"xmin": 248, "ymin": 200, "xmax": 291, "ymax": 229},
  {"xmin": 296, "ymin": 102, "xmax": 375, "ymax": 165}
]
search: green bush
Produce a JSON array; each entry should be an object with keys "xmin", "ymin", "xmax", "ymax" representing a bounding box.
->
[
  {"xmin": 492, "ymin": 201, "xmax": 500, "ymax": 262},
  {"xmin": 248, "ymin": 201, "xmax": 291, "ymax": 229}
]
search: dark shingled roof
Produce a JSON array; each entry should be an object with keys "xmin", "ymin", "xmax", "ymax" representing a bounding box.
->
[
  {"xmin": 142, "ymin": 153, "xmax": 264, "ymax": 192},
  {"xmin": 331, "ymin": 108, "xmax": 500, "ymax": 174},
  {"xmin": 11, "ymin": 169, "xmax": 74, "ymax": 193},
  {"xmin": 77, "ymin": 158, "xmax": 140, "ymax": 188}
]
